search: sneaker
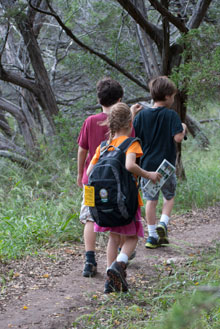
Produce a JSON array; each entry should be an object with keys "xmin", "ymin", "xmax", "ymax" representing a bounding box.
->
[
  {"xmin": 107, "ymin": 261, "xmax": 128, "ymax": 292},
  {"xmin": 104, "ymin": 277, "xmax": 114, "ymax": 294},
  {"xmin": 145, "ymin": 236, "xmax": 160, "ymax": 249},
  {"xmin": 104, "ymin": 277, "xmax": 128, "ymax": 294},
  {"xmin": 156, "ymin": 222, "xmax": 169, "ymax": 244},
  {"xmin": 83, "ymin": 262, "xmax": 97, "ymax": 277}
]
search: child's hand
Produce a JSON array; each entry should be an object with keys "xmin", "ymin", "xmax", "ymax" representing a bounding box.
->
[
  {"xmin": 77, "ymin": 174, "xmax": 83, "ymax": 188},
  {"xmin": 148, "ymin": 172, "xmax": 162, "ymax": 184},
  {"xmin": 130, "ymin": 103, "xmax": 142, "ymax": 119}
]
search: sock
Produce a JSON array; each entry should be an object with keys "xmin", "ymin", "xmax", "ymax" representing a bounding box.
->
[
  {"xmin": 117, "ymin": 252, "xmax": 128, "ymax": 264},
  {"xmin": 85, "ymin": 251, "xmax": 96, "ymax": 265},
  {"xmin": 160, "ymin": 214, "xmax": 170, "ymax": 226},
  {"xmin": 148, "ymin": 225, "xmax": 158, "ymax": 239}
]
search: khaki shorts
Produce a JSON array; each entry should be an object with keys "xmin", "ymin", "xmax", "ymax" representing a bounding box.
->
[
  {"xmin": 79, "ymin": 186, "xmax": 94, "ymax": 224},
  {"xmin": 141, "ymin": 174, "xmax": 177, "ymax": 201}
]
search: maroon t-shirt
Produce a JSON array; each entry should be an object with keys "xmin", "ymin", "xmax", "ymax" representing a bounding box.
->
[
  {"xmin": 78, "ymin": 112, "xmax": 109, "ymax": 184},
  {"xmin": 78, "ymin": 112, "xmax": 135, "ymax": 184}
]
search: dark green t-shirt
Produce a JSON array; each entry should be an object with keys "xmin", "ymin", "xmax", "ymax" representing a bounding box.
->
[{"xmin": 133, "ymin": 106, "xmax": 183, "ymax": 171}]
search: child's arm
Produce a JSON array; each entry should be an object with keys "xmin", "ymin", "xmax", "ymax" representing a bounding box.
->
[
  {"xmin": 125, "ymin": 152, "xmax": 162, "ymax": 184},
  {"xmin": 87, "ymin": 162, "xmax": 94, "ymax": 177},
  {"xmin": 86, "ymin": 145, "xmax": 101, "ymax": 177},
  {"xmin": 77, "ymin": 146, "xmax": 88, "ymax": 188},
  {"xmin": 174, "ymin": 123, "xmax": 187, "ymax": 143}
]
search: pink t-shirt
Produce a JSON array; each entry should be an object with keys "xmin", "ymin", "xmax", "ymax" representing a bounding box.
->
[{"xmin": 78, "ymin": 112, "xmax": 109, "ymax": 184}]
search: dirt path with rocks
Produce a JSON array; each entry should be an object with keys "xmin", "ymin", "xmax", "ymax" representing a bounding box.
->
[{"xmin": 0, "ymin": 204, "xmax": 220, "ymax": 329}]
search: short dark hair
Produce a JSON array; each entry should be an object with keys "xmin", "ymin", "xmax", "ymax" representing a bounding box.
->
[
  {"xmin": 96, "ymin": 77, "xmax": 124, "ymax": 107},
  {"xmin": 149, "ymin": 76, "xmax": 177, "ymax": 102}
]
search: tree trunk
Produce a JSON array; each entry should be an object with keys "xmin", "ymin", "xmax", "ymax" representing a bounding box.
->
[
  {"xmin": 134, "ymin": 0, "xmax": 161, "ymax": 78},
  {"xmin": 173, "ymin": 91, "xmax": 187, "ymax": 180},
  {"xmin": 0, "ymin": 98, "xmax": 36, "ymax": 149},
  {"xmin": 16, "ymin": 18, "xmax": 59, "ymax": 130},
  {"xmin": 0, "ymin": 0, "xmax": 59, "ymax": 134},
  {"xmin": 185, "ymin": 114, "xmax": 210, "ymax": 148}
]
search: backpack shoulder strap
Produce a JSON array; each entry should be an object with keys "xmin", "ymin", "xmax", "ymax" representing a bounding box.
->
[
  {"xmin": 100, "ymin": 140, "xmax": 108, "ymax": 156},
  {"xmin": 100, "ymin": 140, "xmax": 107, "ymax": 148},
  {"xmin": 118, "ymin": 137, "xmax": 141, "ymax": 153}
]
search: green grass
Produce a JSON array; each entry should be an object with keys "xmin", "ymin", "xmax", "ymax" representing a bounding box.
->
[
  {"xmin": 0, "ymin": 145, "xmax": 83, "ymax": 259},
  {"xmin": 72, "ymin": 243, "xmax": 220, "ymax": 329},
  {"xmin": 174, "ymin": 134, "xmax": 220, "ymax": 212}
]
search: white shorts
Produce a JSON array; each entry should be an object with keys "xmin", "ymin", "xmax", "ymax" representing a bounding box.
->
[{"xmin": 79, "ymin": 186, "xmax": 94, "ymax": 224}]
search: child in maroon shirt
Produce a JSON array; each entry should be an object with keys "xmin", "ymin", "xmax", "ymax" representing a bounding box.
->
[{"xmin": 77, "ymin": 77, "xmax": 124, "ymax": 277}]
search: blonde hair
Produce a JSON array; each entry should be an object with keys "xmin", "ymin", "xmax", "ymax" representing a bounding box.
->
[{"xmin": 107, "ymin": 102, "xmax": 132, "ymax": 143}]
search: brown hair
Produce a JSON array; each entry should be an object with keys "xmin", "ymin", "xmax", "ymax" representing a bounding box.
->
[
  {"xmin": 149, "ymin": 76, "xmax": 177, "ymax": 102},
  {"xmin": 96, "ymin": 77, "xmax": 124, "ymax": 107}
]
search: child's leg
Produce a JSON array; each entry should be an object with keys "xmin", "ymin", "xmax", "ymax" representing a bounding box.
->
[
  {"xmin": 84, "ymin": 220, "xmax": 96, "ymax": 252},
  {"xmin": 107, "ymin": 232, "xmax": 121, "ymax": 268},
  {"xmin": 156, "ymin": 174, "xmax": 177, "ymax": 243},
  {"xmin": 119, "ymin": 235, "xmax": 125, "ymax": 249},
  {"xmin": 156, "ymin": 197, "xmax": 174, "ymax": 244},
  {"xmin": 145, "ymin": 200, "xmax": 161, "ymax": 248},
  {"xmin": 146, "ymin": 200, "xmax": 158, "ymax": 238},
  {"xmin": 80, "ymin": 191, "xmax": 97, "ymax": 277},
  {"xmin": 119, "ymin": 235, "xmax": 136, "ymax": 260},
  {"xmin": 119, "ymin": 235, "xmax": 138, "ymax": 260},
  {"xmin": 145, "ymin": 200, "xmax": 158, "ymax": 225},
  {"xmin": 83, "ymin": 220, "xmax": 97, "ymax": 277},
  {"xmin": 105, "ymin": 235, "xmax": 138, "ymax": 294},
  {"xmin": 161, "ymin": 196, "xmax": 174, "ymax": 221}
]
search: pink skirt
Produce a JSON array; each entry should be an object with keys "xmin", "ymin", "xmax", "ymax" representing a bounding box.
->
[{"xmin": 94, "ymin": 207, "xmax": 144, "ymax": 238}]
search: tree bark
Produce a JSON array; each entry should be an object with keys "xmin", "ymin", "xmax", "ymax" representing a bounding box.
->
[
  {"xmin": 188, "ymin": 0, "xmax": 213, "ymax": 29},
  {"xmin": 0, "ymin": 97, "xmax": 36, "ymax": 149},
  {"xmin": 116, "ymin": 0, "xmax": 163, "ymax": 52},
  {"xmin": 16, "ymin": 14, "xmax": 59, "ymax": 127},
  {"xmin": 0, "ymin": 150, "xmax": 35, "ymax": 168},
  {"xmin": 0, "ymin": 112, "xmax": 12, "ymax": 137},
  {"xmin": 0, "ymin": 0, "xmax": 59, "ymax": 134},
  {"xmin": 0, "ymin": 134, "xmax": 27, "ymax": 155},
  {"xmin": 134, "ymin": 0, "xmax": 161, "ymax": 78},
  {"xmin": 185, "ymin": 114, "xmax": 210, "ymax": 148},
  {"xmin": 173, "ymin": 91, "xmax": 187, "ymax": 180}
]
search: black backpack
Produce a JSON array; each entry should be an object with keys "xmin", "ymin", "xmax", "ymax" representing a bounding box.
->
[{"xmin": 88, "ymin": 137, "xmax": 141, "ymax": 227}]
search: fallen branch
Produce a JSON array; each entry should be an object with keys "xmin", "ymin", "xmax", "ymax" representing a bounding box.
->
[
  {"xmin": 199, "ymin": 118, "xmax": 220, "ymax": 124},
  {"xmin": 0, "ymin": 150, "xmax": 45, "ymax": 171}
]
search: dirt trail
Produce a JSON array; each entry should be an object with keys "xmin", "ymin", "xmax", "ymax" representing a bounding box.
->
[{"xmin": 0, "ymin": 204, "xmax": 220, "ymax": 329}]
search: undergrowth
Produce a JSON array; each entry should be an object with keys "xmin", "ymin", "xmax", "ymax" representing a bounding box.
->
[
  {"xmin": 0, "ymin": 115, "xmax": 84, "ymax": 259},
  {"xmin": 72, "ymin": 243, "xmax": 220, "ymax": 329}
]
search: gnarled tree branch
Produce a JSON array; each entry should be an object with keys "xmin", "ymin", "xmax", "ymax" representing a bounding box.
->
[
  {"xmin": 29, "ymin": 0, "xmax": 149, "ymax": 91},
  {"xmin": 188, "ymin": 0, "xmax": 213, "ymax": 29},
  {"xmin": 148, "ymin": 0, "xmax": 188, "ymax": 33},
  {"xmin": 116, "ymin": 0, "xmax": 163, "ymax": 52}
]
